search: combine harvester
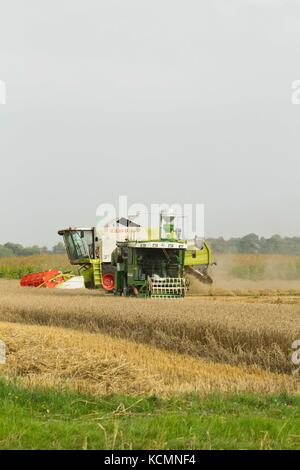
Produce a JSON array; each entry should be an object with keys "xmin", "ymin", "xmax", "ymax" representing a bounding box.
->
[{"xmin": 56, "ymin": 212, "xmax": 214, "ymax": 298}]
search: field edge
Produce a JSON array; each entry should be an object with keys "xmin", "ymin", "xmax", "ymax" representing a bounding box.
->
[{"xmin": 1, "ymin": 378, "xmax": 300, "ymax": 450}]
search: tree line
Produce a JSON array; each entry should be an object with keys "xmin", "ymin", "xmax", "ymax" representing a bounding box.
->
[
  {"xmin": 0, "ymin": 242, "xmax": 66, "ymax": 258},
  {"xmin": 1, "ymin": 234, "xmax": 300, "ymax": 257},
  {"xmin": 207, "ymin": 234, "xmax": 300, "ymax": 255}
]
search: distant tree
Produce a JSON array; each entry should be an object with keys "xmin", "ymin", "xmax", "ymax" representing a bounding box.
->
[
  {"xmin": 52, "ymin": 242, "xmax": 66, "ymax": 254},
  {"xmin": 206, "ymin": 234, "xmax": 300, "ymax": 255},
  {"xmin": 237, "ymin": 233, "xmax": 260, "ymax": 253},
  {"xmin": 4, "ymin": 242, "xmax": 24, "ymax": 256},
  {"xmin": 260, "ymin": 235, "xmax": 282, "ymax": 254},
  {"xmin": 21, "ymin": 245, "xmax": 41, "ymax": 256},
  {"xmin": 226, "ymin": 238, "xmax": 239, "ymax": 253},
  {"xmin": 0, "ymin": 245, "xmax": 14, "ymax": 257},
  {"xmin": 207, "ymin": 237, "xmax": 228, "ymax": 253}
]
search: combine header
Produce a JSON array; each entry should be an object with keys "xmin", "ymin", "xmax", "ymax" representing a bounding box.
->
[
  {"xmin": 20, "ymin": 270, "xmax": 74, "ymax": 288},
  {"xmin": 57, "ymin": 211, "xmax": 214, "ymax": 298}
]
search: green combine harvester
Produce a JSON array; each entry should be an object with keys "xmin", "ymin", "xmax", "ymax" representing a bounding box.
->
[{"xmin": 58, "ymin": 212, "xmax": 213, "ymax": 298}]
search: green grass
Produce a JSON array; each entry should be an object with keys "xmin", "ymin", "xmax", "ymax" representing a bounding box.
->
[{"xmin": 0, "ymin": 379, "xmax": 300, "ymax": 450}]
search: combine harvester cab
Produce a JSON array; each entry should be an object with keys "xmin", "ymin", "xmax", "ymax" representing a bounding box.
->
[{"xmin": 57, "ymin": 227, "xmax": 104, "ymax": 289}]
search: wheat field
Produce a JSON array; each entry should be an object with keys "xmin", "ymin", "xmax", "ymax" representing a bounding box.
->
[
  {"xmin": 0, "ymin": 321, "xmax": 298, "ymax": 397},
  {"xmin": 0, "ymin": 279, "xmax": 300, "ymax": 377},
  {"xmin": 0, "ymin": 253, "xmax": 74, "ymax": 279}
]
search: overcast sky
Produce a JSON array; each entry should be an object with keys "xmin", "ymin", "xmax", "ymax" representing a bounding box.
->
[{"xmin": 0, "ymin": 0, "xmax": 299, "ymax": 247}]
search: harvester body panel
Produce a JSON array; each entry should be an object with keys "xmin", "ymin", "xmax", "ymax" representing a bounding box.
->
[{"xmin": 111, "ymin": 241, "xmax": 187, "ymax": 298}]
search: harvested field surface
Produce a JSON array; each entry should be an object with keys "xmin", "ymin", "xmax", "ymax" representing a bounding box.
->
[
  {"xmin": 1, "ymin": 277, "xmax": 300, "ymax": 450},
  {"xmin": 1, "ymin": 280, "xmax": 300, "ymax": 373},
  {"xmin": 0, "ymin": 321, "xmax": 299, "ymax": 397}
]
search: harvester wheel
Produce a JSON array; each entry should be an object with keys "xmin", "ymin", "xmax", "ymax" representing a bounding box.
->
[{"xmin": 102, "ymin": 273, "xmax": 115, "ymax": 291}]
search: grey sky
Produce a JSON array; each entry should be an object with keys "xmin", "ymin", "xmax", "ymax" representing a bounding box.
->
[{"xmin": 0, "ymin": 0, "xmax": 299, "ymax": 247}]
